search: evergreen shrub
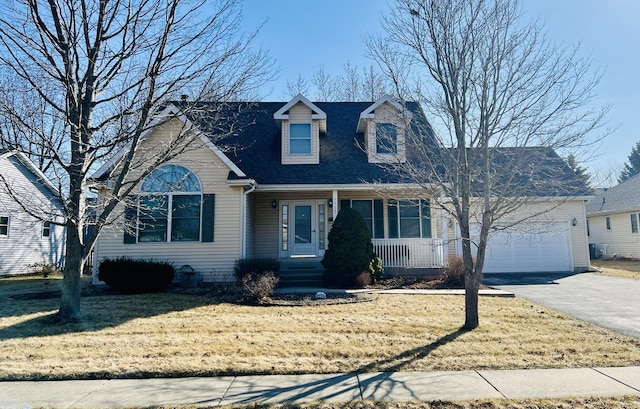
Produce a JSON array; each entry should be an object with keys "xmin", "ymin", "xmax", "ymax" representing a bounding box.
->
[
  {"xmin": 98, "ymin": 257, "xmax": 175, "ymax": 293},
  {"xmin": 322, "ymin": 207, "xmax": 378, "ymax": 288}
]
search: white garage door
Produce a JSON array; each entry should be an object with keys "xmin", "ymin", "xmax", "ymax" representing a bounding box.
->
[{"xmin": 473, "ymin": 222, "xmax": 573, "ymax": 273}]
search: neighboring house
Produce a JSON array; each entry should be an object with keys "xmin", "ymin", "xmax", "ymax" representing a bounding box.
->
[
  {"xmin": 91, "ymin": 94, "xmax": 592, "ymax": 284},
  {"xmin": 586, "ymin": 173, "xmax": 640, "ymax": 259},
  {"xmin": 0, "ymin": 150, "xmax": 65, "ymax": 275}
]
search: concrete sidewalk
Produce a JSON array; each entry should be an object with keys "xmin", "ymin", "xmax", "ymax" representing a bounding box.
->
[{"xmin": 1, "ymin": 367, "xmax": 639, "ymax": 408}]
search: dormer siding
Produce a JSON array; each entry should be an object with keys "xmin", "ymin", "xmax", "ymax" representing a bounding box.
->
[
  {"xmin": 365, "ymin": 102, "xmax": 407, "ymax": 164},
  {"xmin": 281, "ymin": 102, "xmax": 320, "ymax": 165}
]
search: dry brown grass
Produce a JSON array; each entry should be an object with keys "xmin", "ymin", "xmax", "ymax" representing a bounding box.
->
[
  {"xmin": 1, "ymin": 276, "xmax": 640, "ymax": 381},
  {"xmin": 214, "ymin": 396, "xmax": 640, "ymax": 409},
  {"xmin": 591, "ymin": 259, "xmax": 640, "ymax": 280}
]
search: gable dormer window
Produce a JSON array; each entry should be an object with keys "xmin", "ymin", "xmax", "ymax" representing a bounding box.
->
[
  {"xmin": 376, "ymin": 123, "xmax": 397, "ymax": 154},
  {"xmin": 290, "ymin": 123, "xmax": 312, "ymax": 155},
  {"xmin": 358, "ymin": 95, "xmax": 411, "ymax": 164},
  {"xmin": 274, "ymin": 94, "xmax": 326, "ymax": 165}
]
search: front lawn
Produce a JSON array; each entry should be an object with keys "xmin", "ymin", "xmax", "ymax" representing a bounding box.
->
[
  {"xmin": 591, "ymin": 259, "xmax": 640, "ymax": 280},
  {"xmin": 1, "ymin": 276, "xmax": 640, "ymax": 380}
]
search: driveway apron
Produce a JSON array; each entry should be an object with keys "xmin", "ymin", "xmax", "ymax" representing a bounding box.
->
[{"xmin": 483, "ymin": 272, "xmax": 640, "ymax": 339}]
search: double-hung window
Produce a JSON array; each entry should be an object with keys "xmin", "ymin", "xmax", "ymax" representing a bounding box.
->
[
  {"xmin": 632, "ymin": 214, "xmax": 639, "ymax": 234},
  {"xmin": 42, "ymin": 221, "xmax": 51, "ymax": 237},
  {"xmin": 289, "ymin": 123, "xmax": 312, "ymax": 155},
  {"xmin": 388, "ymin": 199, "xmax": 431, "ymax": 238},
  {"xmin": 0, "ymin": 216, "xmax": 8, "ymax": 236},
  {"xmin": 376, "ymin": 123, "xmax": 397, "ymax": 154},
  {"xmin": 137, "ymin": 165, "xmax": 203, "ymax": 243}
]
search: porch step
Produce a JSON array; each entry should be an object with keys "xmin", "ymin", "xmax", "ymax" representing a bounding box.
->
[{"xmin": 278, "ymin": 260, "xmax": 324, "ymax": 287}]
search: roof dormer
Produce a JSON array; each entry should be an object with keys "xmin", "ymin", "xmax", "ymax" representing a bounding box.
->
[
  {"xmin": 357, "ymin": 95, "xmax": 412, "ymax": 164},
  {"xmin": 274, "ymin": 94, "xmax": 326, "ymax": 165}
]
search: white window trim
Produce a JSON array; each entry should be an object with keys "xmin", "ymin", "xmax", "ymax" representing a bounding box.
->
[
  {"xmin": 0, "ymin": 215, "xmax": 8, "ymax": 237},
  {"xmin": 137, "ymin": 192, "xmax": 203, "ymax": 243},
  {"xmin": 289, "ymin": 123, "xmax": 312, "ymax": 156},
  {"xmin": 42, "ymin": 221, "xmax": 51, "ymax": 238},
  {"xmin": 389, "ymin": 199, "xmax": 432, "ymax": 239},
  {"xmin": 375, "ymin": 122, "xmax": 398, "ymax": 155},
  {"xmin": 631, "ymin": 213, "xmax": 639, "ymax": 234}
]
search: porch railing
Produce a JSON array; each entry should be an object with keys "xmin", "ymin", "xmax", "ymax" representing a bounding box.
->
[{"xmin": 372, "ymin": 238, "xmax": 444, "ymax": 268}]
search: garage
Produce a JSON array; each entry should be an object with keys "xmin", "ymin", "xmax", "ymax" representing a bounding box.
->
[{"xmin": 472, "ymin": 222, "xmax": 573, "ymax": 273}]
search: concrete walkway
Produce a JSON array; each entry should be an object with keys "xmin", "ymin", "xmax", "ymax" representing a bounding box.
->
[{"xmin": 1, "ymin": 367, "xmax": 640, "ymax": 408}]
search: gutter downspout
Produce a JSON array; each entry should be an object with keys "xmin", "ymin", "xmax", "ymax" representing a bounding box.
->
[{"xmin": 241, "ymin": 181, "xmax": 257, "ymax": 259}]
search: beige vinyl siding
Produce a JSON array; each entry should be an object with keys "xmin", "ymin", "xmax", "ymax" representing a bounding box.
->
[
  {"xmin": 94, "ymin": 121, "xmax": 244, "ymax": 282},
  {"xmin": 281, "ymin": 103, "xmax": 320, "ymax": 165},
  {"xmin": 253, "ymin": 191, "xmax": 330, "ymax": 258},
  {"xmin": 0, "ymin": 155, "xmax": 65, "ymax": 275},
  {"xmin": 588, "ymin": 212, "xmax": 640, "ymax": 258},
  {"xmin": 252, "ymin": 190, "xmax": 445, "ymax": 260},
  {"xmin": 365, "ymin": 103, "xmax": 407, "ymax": 164}
]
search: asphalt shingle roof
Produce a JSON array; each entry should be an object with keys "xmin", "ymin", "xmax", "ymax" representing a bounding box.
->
[
  {"xmin": 188, "ymin": 101, "xmax": 590, "ymax": 197},
  {"xmin": 586, "ymin": 173, "xmax": 640, "ymax": 215},
  {"xmin": 96, "ymin": 100, "xmax": 591, "ymax": 198}
]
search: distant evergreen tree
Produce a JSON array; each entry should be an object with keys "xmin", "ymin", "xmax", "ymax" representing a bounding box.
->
[
  {"xmin": 619, "ymin": 141, "xmax": 640, "ymax": 183},
  {"xmin": 566, "ymin": 154, "xmax": 591, "ymax": 188}
]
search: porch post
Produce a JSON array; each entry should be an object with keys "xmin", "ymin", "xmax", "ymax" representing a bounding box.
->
[
  {"xmin": 441, "ymin": 204, "xmax": 448, "ymax": 261},
  {"xmin": 332, "ymin": 189, "xmax": 338, "ymax": 220}
]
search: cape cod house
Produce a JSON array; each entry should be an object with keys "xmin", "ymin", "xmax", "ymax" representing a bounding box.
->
[
  {"xmin": 0, "ymin": 150, "xmax": 65, "ymax": 275},
  {"xmin": 91, "ymin": 95, "xmax": 592, "ymax": 285}
]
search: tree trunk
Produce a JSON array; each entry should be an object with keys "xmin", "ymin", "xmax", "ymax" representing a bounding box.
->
[
  {"xmin": 464, "ymin": 267, "xmax": 480, "ymax": 329},
  {"xmin": 57, "ymin": 224, "xmax": 83, "ymax": 321}
]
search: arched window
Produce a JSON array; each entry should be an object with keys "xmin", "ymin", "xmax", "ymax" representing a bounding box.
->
[{"xmin": 138, "ymin": 165, "xmax": 202, "ymax": 242}]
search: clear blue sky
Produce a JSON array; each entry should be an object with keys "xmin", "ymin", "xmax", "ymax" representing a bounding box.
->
[{"xmin": 240, "ymin": 0, "xmax": 640, "ymax": 183}]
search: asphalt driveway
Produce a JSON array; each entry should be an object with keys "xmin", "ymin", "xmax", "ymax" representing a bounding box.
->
[{"xmin": 483, "ymin": 272, "xmax": 640, "ymax": 339}]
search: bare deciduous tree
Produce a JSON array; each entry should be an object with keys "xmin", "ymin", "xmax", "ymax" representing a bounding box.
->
[
  {"xmin": 0, "ymin": 0, "xmax": 272, "ymax": 321},
  {"xmin": 368, "ymin": 0, "xmax": 607, "ymax": 328},
  {"xmin": 286, "ymin": 63, "xmax": 392, "ymax": 102}
]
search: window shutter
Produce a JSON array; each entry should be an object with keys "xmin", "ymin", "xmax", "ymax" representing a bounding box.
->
[
  {"xmin": 340, "ymin": 199, "xmax": 350, "ymax": 210},
  {"xmin": 123, "ymin": 197, "xmax": 137, "ymax": 244},
  {"xmin": 387, "ymin": 200, "xmax": 399, "ymax": 238},
  {"xmin": 202, "ymin": 194, "xmax": 215, "ymax": 242},
  {"xmin": 373, "ymin": 199, "xmax": 384, "ymax": 239}
]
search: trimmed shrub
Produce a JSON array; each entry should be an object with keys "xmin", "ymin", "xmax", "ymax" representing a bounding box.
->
[
  {"xmin": 322, "ymin": 207, "xmax": 375, "ymax": 288},
  {"xmin": 234, "ymin": 258, "xmax": 280, "ymax": 282},
  {"xmin": 98, "ymin": 257, "xmax": 175, "ymax": 293},
  {"xmin": 241, "ymin": 271, "xmax": 279, "ymax": 302}
]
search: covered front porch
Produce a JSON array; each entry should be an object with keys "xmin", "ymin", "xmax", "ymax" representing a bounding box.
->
[{"xmin": 247, "ymin": 189, "xmax": 448, "ymax": 271}]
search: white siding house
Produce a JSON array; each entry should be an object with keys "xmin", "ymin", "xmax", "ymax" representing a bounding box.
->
[
  {"xmin": 587, "ymin": 174, "xmax": 640, "ymax": 259},
  {"xmin": 0, "ymin": 150, "xmax": 65, "ymax": 275}
]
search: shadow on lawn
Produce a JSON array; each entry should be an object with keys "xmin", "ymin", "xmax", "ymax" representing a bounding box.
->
[
  {"xmin": 0, "ymin": 290, "xmax": 218, "ymax": 339},
  {"xmin": 219, "ymin": 327, "xmax": 471, "ymax": 405}
]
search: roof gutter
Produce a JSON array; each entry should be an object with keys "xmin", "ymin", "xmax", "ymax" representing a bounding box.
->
[{"xmin": 239, "ymin": 179, "xmax": 257, "ymax": 259}]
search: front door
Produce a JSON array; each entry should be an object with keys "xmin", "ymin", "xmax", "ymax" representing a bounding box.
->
[{"xmin": 291, "ymin": 202, "xmax": 315, "ymax": 256}]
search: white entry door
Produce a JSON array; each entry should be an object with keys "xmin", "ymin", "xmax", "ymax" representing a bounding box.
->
[{"xmin": 291, "ymin": 202, "xmax": 316, "ymax": 256}]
